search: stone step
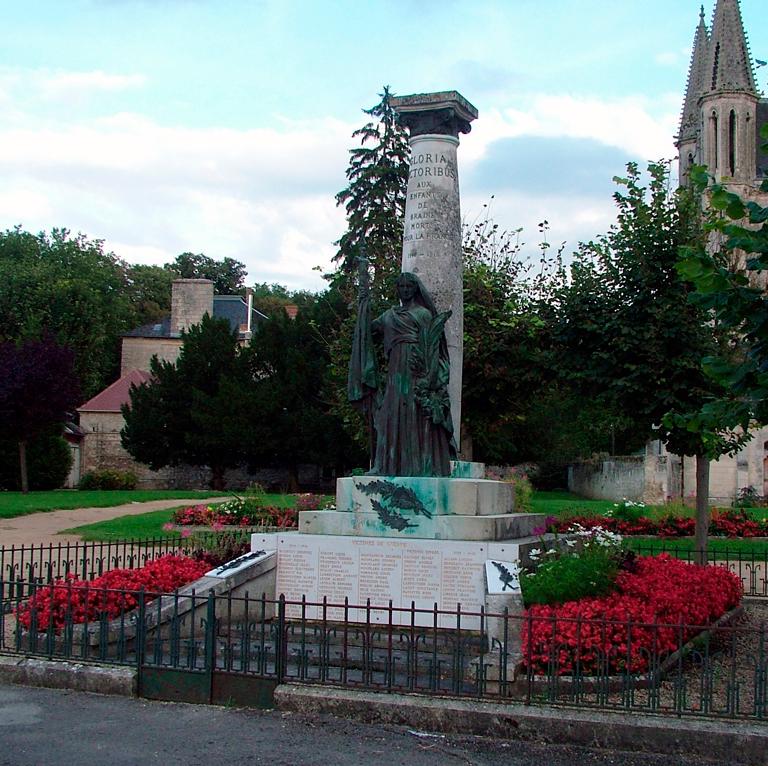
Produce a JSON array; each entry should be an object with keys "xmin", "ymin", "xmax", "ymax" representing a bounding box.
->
[
  {"xmin": 450, "ymin": 460, "xmax": 485, "ymax": 479},
  {"xmin": 298, "ymin": 510, "xmax": 548, "ymax": 542},
  {"xmin": 336, "ymin": 476, "xmax": 514, "ymax": 517}
]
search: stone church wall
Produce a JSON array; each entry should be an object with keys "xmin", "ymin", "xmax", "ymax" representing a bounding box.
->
[{"xmin": 568, "ymin": 455, "xmax": 674, "ymax": 505}]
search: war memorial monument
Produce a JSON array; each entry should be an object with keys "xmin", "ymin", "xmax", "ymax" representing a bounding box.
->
[{"xmin": 250, "ymin": 91, "xmax": 549, "ymax": 637}]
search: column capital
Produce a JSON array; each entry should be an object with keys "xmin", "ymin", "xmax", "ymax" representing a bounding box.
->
[{"xmin": 391, "ymin": 91, "xmax": 478, "ymax": 138}]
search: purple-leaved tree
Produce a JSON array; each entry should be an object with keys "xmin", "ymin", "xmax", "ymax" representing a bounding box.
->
[{"xmin": 0, "ymin": 337, "xmax": 80, "ymax": 493}]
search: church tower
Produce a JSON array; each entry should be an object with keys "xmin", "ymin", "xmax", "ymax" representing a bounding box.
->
[{"xmin": 676, "ymin": 0, "xmax": 767, "ymax": 194}]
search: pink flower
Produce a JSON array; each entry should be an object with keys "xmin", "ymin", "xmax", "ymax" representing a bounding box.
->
[
  {"xmin": 180, "ymin": 529, "xmax": 191, "ymax": 538},
  {"xmin": 162, "ymin": 522, "xmax": 174, "ymax": 531}
]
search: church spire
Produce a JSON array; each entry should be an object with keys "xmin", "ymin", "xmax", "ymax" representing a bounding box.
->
[
  {"xmin": 678, "ymin": 6, "xmax": 710, "ymax": 141},
  {"xmin": 706, "ymin": 0, "xmax": 757, "ymax": 93}
]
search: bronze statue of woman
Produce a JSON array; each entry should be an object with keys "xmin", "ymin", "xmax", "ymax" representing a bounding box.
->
[{"xmin": 349, "ymin": 269, "xmax": 456, "ymax": 477}]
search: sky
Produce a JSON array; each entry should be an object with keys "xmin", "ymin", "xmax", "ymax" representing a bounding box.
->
[{"xmin": 1, "ymin": 0, "xmax": 767, "ymax": 291}]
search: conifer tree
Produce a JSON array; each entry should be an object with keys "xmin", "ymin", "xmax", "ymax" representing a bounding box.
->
[{"xmin": 333, "ymin": 86, "xmax": 410, "ymax": 297}]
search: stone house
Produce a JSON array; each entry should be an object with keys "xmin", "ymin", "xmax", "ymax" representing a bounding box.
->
[
  {"xmin": 76, "ymin": 278, "xmax": 265, "ymax": 488},
  {"xmin": 570, "ymin": 0, "xmax": 768, "ymax": 505}
]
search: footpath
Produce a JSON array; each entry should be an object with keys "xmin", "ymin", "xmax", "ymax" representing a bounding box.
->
[{"xmin": 0, "ymin": 497, "xmax": 231, "ymax": 547}]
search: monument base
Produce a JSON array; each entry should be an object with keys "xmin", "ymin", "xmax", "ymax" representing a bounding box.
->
[
  {"xmin": 337, "ymin": 475, "xmax": 515, "ymax": 517},
  {"xmin": 298, "ymin": 510, "xmax": 545, "ymax": 541},
  {"xmin": 249, "ymin": 531, "xmax": 545, "ymax": 630}
]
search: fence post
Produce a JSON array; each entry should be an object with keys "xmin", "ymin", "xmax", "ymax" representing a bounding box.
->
[
  {"xmin": 275, "ymin": 595, "xmax": 286, "ymax": 684},
  {"xmin": 136, "ymin": 588, "xmax": 146, "ymax": 696}
]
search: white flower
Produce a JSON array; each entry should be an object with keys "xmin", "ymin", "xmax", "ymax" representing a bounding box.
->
[{"xmin": 565, "ymin": 539, "xmax": 577, "ymax": 547}]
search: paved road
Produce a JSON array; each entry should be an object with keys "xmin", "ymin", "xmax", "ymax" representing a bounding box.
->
[
  {"xmin": 0, "ymin": 684, "xmax": 732, "ymax": 766},
  {"xmin": 0, "ymin": 498, "xmax": 231, "ymax": 547}
]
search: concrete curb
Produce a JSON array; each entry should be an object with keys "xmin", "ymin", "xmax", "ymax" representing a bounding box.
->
[
  {"xmin": 0, "ymin": 655, "xmax": 135, "ymax": 697},
  {"xmin": 275, "ymin": 684, "xmax": 768, "ymax": 765}
]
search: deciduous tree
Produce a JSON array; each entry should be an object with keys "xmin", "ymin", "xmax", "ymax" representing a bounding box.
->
[
  {"xmin": 544, "ymin": 161, "xmax": 730, "ymax": 557},
  {"xmin": 0, "ymin": 336, "xmax": 79, "ymax": 492},
  {"xmin": 0, "ymin": 227, "xmax": 132, "ymax": 397},
  {"xmin": 166, "ymin": 252, "xmax": 247, "ymax": 295}
]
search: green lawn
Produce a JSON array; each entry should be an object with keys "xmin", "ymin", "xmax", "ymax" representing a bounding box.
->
[
  {"xmin": 63, "ymin": 509, "xmax": 183, "ymax": 541},
  {"xmin": 626, "ymin": 536, "xmax": 768, "ymax": 557},
  {"xmin": 529, "ymin": 491, "xmax": 617, "ymax": 517},
  {"xmin": 0, "ymin": 489, "xmax": 227, "ymax": 519},
  {"xmin": 61, "ymin": 493, "xmax": 304, "ymax": 541}
]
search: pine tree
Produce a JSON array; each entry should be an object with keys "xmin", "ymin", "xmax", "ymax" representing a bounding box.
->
[{"xmin": 333, "ymin": 86, "xmax": 410, "ymax": 297}]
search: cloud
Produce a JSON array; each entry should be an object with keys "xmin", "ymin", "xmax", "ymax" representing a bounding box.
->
[
  {"xmin": 0, "ymin": 67, "xmax": 146, "ymax": 103},
  {"xmin": 465, "ymin": 135, "xmax": 631, "ymax": 196},
  {"xmin": 0, "ymin": 72, "xmax": 679, "ymax": 291},
  {"xmin": 460, "ymin": 93, "xmax": 679, "ymax": 166},
  {"xmin": 0, "ymin": 105, "xmax": 354, "ymax": 291}
]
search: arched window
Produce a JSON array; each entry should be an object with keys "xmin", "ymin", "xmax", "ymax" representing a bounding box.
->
[
  {"xmin": 728, "ymin": 109, "xmax": 737, "ymax": 176},
  {"xmin": 710, "ymin": 111, "xmax": 719, "ymax": 170}
]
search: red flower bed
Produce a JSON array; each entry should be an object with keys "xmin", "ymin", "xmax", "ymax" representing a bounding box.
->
[
  {"xmin": 554, "ymin": 509, "xmax": 765, "ymax": 538},
  {"xmin": 17, "ymin": 554, "xmax": 210, "ymax": 634},
  {"xmin": 171, "ymin": 503, "xmax": 298, "ymax": 529},
  {"xmin": 522, "ymin": 555, "xmax": 742, "ymax": 675}
]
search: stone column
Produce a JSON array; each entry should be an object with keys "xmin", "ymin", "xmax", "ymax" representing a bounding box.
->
[{"xmin": 391, "ymin": 91, "xmax": 478, "ymax": 447}]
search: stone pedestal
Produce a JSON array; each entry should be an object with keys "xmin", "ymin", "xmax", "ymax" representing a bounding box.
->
[
  {"xmin": 391, "ymin": 91, "xmax": 477, "ymax": 445},
  {"xmin": 250, "ymin": 531, "xmax": 542, "ymax": 630},
  {"xmin": 308, "ymin": 474, "xmax": 546, "ymax": 541}
]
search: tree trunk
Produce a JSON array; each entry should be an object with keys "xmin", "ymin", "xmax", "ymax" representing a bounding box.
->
[
  {"xmin": 286, "ymin": 464, "xmax": 300, "ymax": 493},
  {"xmin": 694, "ymin": 454, "xmax": 710, "ymax": 565},
  {"xmin": 209, "ymin": 465, "xmax": 226, "ymax": 491},
  {"xmin": 18, "ymin": 440, "xmax": 29, "ymax": 494},
  {"xmin": 460, "ymin": 427, "xmax": 473, "ymax": 462}
]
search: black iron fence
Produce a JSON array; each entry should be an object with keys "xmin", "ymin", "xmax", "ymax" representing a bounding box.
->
[
  {"xmin": 631, "ymin": 544, "xmax": 768, "ymax": 598},
  {"xmin": 1, "ymin": 579, "xmax": 766, "ymax": 721},
  {"xmin": 0, "ymin": 531, "xmax": 254, "ymax": 584},
  {"xmin": 3, "ymin": 538, "xmax": 768, "ymax": 597}
]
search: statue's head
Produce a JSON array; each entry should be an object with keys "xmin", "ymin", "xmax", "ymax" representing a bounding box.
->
[
  {"xmin": 396, "ymin": 273, "xmax": 418, "ymax": 303},
  {"xmin": 396, "ymin": 272, "xmax": 437, "ymax": 316}
]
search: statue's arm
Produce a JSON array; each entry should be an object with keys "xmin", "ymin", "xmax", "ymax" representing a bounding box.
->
[{"xmin": 371, "ymin": 312, "xmax": 385, "ymax": 337}]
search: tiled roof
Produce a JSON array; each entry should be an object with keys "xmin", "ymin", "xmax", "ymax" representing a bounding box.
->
[
  {"xmin": 123, "ymin": 316, "xmax": 172, "ymax": 338},
  {"xmin": 77, "ymin": 369, "xmax": 153, "ymax": 413},
  {"xmin": 213, "ymin": 296, "xmax": 248, "ymax": 331},
  {"xmin": 122, "ymin": 296, "xmax": 265, "ymax": 340}
]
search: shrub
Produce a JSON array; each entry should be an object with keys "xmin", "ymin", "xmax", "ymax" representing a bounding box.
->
[
  {"xmin": 521, "ymin": 524, "xmax": 625, "ymax": 606},
  {"xmin": 294, "ymin": 493, "xmax": 328, "ymax": 512},
  {"xmin": 486, "ymin": 465, "xmax": 533, "ymax": 512},
  {"xmin": 0, "ymin": 433, "xmax": 73, "ymax": 490},
  {"xmin": 735, "ymin": 486, "xmax": 763, "ymax": 508},
  {"xmin": 521, "ymin": 549, "xmax": 619, "ymax": 606},
  {"xmin": 607, "ymin": 499, "xmax": 646, "ymax": 524},
  {"xmin": 188, "ymin": 531, "xmax": 251, "ymax": 568},
  {"xmin": 78, "ymin": 468, "xmax": 137, "ymax": 491}
]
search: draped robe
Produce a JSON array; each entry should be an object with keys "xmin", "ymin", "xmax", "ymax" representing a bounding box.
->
[{"xmin": 368, "ymin": 304, "xmax": 454, "ymax": 477}]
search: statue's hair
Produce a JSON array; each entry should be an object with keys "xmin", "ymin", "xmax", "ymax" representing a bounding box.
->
[{"xmin": 397, "ymin": 272, "xmax": 437, "ymax": 317}]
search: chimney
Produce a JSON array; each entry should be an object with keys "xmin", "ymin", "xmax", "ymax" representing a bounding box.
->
[{"xmin": 170, "ymin": 279, "xmax": 214, "ymax": 336}]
